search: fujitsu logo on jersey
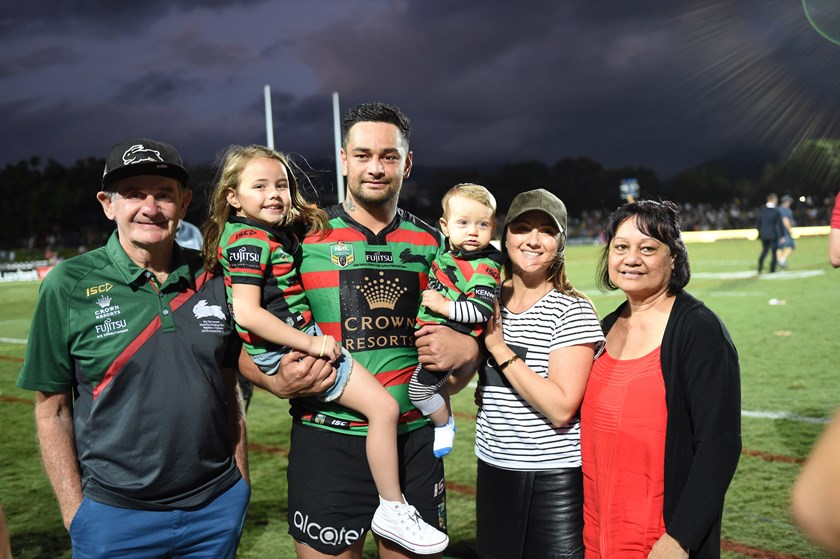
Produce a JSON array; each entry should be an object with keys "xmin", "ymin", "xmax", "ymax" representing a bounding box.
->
[
  {"xmin": 365, "ymin": 251, "xmax": 393, "ymax": 264},
  {"xmin": 229, "ymin": 246, "xmax": 260, "ymax": 264},
  {"xmin": 95, "ymin": 318, "xmax": 128, "ymax": 338}
]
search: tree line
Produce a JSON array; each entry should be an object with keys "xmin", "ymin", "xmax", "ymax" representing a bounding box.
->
[{"xmin": 1, "ymin": 139, "xmax": 837, "ymax": 253}]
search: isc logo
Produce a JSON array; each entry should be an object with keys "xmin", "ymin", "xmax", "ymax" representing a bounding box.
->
[{"xmin": 86, "ymin": 283, "xmax": 113, "ymax": 297}]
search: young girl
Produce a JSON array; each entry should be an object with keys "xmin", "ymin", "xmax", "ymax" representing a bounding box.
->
[{"xmin": 201, "ymin": 145, "xmax": 448, "ymax": 555}]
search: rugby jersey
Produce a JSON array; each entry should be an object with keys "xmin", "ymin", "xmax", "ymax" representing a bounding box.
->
[
  {"xmin": 475, "ymin": 289, "xmax": 604, "ymax": 470},
  {"xmin": 416, "ymin": 244, "xmax": 504, "ymax": 336},
  {"xmin": 292, "ymin": 205, "xmax": 444, "ymax": 435},
  {"xmin": 219, "ymin": 217, "xmax": 311, "ymax": 355}
]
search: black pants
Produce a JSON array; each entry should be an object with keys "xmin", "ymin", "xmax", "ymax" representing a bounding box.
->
[
  {"xmin": 758, "ymin": 238, "xmax": 777, "ymax": 272},
  {"xmin": 476, "ymin": 460, "xmax": 584, "ymax": 559}
]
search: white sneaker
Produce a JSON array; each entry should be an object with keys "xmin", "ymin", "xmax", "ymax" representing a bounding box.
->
[
  {"xmin": 433, "ymin": 416, "xmax": 456, "ymax": 458},
  {"xmin": 371, "ymin": 498, "xmax": 449, "ymax": 555}
]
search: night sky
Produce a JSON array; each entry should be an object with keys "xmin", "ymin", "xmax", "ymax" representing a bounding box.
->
[{"xmin": 2, "ymin": 0, "xmax": 838, "ymax": 179}]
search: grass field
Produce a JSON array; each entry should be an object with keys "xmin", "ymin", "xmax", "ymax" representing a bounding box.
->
[{"xmin": 1, "ymin": 235, "xmax": 837, "ymax": 558}]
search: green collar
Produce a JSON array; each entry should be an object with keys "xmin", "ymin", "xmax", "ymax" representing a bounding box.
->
[{"xmin": 104, "ymin": 231, "xmax": 195, "ymax": 290}]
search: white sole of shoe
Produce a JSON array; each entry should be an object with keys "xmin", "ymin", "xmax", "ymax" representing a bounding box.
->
[{"xmin": 370, "ymin": 521, "xmax": 449, "ymax": 555}]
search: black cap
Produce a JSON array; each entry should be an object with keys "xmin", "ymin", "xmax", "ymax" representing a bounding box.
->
[{"xmin": 102, "ymin": 138, "xmax": 189, "ymax": 189}]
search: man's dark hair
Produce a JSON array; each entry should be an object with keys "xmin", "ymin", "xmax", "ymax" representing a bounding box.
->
[{"xmin": 341, "ymin": 102, "xmax": 411, "ymax": 148}]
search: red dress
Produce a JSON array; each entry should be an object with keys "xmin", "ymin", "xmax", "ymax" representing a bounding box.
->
[{"xmin": 581, "ymin": 347, "xmax": 668, "ymax": 558}]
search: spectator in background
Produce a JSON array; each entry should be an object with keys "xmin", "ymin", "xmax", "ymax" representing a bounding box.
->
[
  {"xmin": 175, "ymin": 219, "xmax": 204, "ymax": 250},
  {"xmin": 776, "ymin": 195, "xmax": 795, "ymax": 269},
  {"xmin": 756, "ymin": 193, "xmax": 783, "ymax": 274},
  {"xmin": 830, "ymin": 191, "xmax": 840, "ymax": 267}
]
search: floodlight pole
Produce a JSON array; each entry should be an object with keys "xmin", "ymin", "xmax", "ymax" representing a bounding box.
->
[
  {"xmin": 264, "ymin": 85, "xmax": 275, "ymax": 149},
  {"xmin": 332, "ymin": 92, "xmax": 345, "ymax": 203}
]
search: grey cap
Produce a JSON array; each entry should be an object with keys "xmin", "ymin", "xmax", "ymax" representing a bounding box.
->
[{"xmin": 504, "ymin": 188, "xmax": 567, "ymax": 234}]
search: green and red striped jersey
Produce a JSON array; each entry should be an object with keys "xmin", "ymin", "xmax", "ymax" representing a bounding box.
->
[
  {"xmin": 219, "ymin": 217, "xmax": 311, "ymax": 355},
  {"xmin": 292, "ymin": 205, "xmax": 443, "ymax": 435}
]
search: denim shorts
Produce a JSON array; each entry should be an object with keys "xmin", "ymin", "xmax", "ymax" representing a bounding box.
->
[{"xmin": 251, "ymin": 323, "xmax": 353, "ymax": 402}]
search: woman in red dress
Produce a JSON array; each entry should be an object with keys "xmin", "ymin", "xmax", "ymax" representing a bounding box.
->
[{"xmin": 581, "ymin": 200, "xmax": 741, "ymax": 558}]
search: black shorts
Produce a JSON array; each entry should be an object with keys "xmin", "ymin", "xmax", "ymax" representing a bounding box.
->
[
  {"xmin": 476, "ymin": 460, "xmax": 583, "ymax": 559},
  {"xmin": 287, "ymin": 421, "xmax": 447, "ymax": 555}
]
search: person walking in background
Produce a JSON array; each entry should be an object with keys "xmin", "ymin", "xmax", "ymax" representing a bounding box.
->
[
  {"xmin": 16, "ymin": 138, "xmax": 249, "ymax": 558},
  {"xmin": 756, "ymin": 193, "xmax": 783, "ymax": 274},
  {"xmin": 409, "ymin": 183, "xmax": 503, "ymax": 458},
  {"xmin": 236, "ymin": 102, "xmax": 482, "ymax": 559},
  {"xmin": 452, "ymin": 188, "xmax": 604, "ymax": 559},
  {"xmin": 201, "ymin": 144, "xmax": 448, "ymax": 554},
  {"xmin": 829, "ymin": 191, "xmax": 840, "ymax": 267},
  {"xmin": 776, "ymin": 194, "xmax": 795, "ymax": 269},
  {"xmin": 582, "ymin": 200, "xmax": 741, "ymax": 558}
]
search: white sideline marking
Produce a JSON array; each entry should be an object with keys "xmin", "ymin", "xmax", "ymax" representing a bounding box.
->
[
  {"xmin": 465, "ymin": 381, "xmax": 831, "ymax": 424},
  {"xmin": 0, "ymin": 337, "xmax": 27, "ymax": 344},
  {"xmin": 692, "ymin": 270, "xmax": 825, "ymax": 280},
  {"xmin": 741, "ymin": 410, "xmax": 830, "ymax": 424}
]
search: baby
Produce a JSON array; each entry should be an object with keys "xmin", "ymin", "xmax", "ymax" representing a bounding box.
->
[{"xmin": 409, "ymin": 183, "xmax": 503, "ymax": 457}]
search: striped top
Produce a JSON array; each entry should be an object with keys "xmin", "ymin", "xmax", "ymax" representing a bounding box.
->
[{"xmin": 475, "ymin": 289, "xmax": 604, "ymax": 470}]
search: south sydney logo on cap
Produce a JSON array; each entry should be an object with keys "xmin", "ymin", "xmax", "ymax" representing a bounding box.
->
[{"xmin": 122, "ymin": 144, "xmax": 165, "ymax": 165}]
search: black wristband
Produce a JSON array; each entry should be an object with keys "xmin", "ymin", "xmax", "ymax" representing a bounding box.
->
[{"xmin": 498, "ymin": 354, "xmax": 519, "ymax": 371}]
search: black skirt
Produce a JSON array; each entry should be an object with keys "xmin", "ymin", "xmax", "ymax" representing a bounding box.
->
[{"xmin": 476, "ymin": 459, "xmax": 584, "ymax": 559}]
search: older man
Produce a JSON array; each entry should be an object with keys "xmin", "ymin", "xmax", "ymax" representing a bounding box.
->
[{"xmin": 17, "ymin": 138, "xmax": 249, "ymax": 558}]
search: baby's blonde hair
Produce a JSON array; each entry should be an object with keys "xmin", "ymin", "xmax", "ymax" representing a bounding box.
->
[{"xmin": 441, "ymin": 183, "xmax": 497, "ymax": 220}]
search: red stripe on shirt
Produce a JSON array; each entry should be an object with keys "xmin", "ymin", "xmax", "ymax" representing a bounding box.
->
[
  {"xmin": 300, "ymin": 269, "xmax": 340, "ymax": 290},
  {"xmin": 388, "ymin": 229, "xmax": 439, "ymax": 246},
  {"xmin": 93, "ymin": 272, "xmax": 205, "ymax": 399}
]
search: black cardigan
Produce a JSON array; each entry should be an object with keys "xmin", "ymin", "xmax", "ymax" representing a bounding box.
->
[{"xmin": 601, "ymin": 290, "xmax": 741, "ymax": 558}]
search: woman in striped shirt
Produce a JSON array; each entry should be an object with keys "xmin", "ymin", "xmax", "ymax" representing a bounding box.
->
[{"xmin": 468, "ymin": 189, "xmax": 604, "ymax": 559}]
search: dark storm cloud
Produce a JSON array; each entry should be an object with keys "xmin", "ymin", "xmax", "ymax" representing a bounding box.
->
[
  {"xmin": 1, "ymin": 0, "xmax": 837, "ymax": 178},
  {"xmin": 0, "ymin": 0, "xmax": 268, "ymax": 36},
  {"xmin": 288, "ymin": 1, "xmax": 708, "ymax": 172},
  {"xmin": 0, "ymin": 46, "xmax": 80, "ymax": 78},
  {"xmin": 282, "ymin": 0, "xmax": 838, "ymax": 175},
  {"xmin": 114, "ymin": 72, "xmax": 204, "ymax": 103}
]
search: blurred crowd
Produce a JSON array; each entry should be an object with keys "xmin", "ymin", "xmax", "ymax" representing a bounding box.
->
[{"xmin": 1, "ymin": 197, "xmax": 835, "ymax": 262}]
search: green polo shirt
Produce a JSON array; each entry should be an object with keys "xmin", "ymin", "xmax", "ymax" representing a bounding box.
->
[{"xmin": 17, "ymin": 231, "xmax": 242, "ymax": 510}]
